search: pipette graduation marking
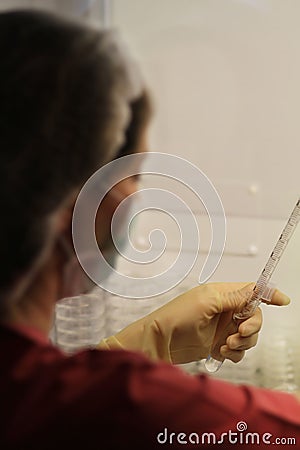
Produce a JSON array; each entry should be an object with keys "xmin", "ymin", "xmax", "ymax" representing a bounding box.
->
[{"xmin": 205, "ymin": 198, "xmax": 300, "ymax": 373}]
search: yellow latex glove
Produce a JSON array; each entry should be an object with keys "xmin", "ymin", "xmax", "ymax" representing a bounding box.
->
[{"xmin": 98, "ymin": 282, "xmax": 290, "ymax": 364}]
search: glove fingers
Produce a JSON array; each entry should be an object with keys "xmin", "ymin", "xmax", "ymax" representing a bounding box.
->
[
  {"xmin": 220, "ymin": 345, "xmax": 245, "ymax": 363},
  {"xmin": 226, "ymin": 331, "xmax": 259, "ymax": 351},
  {"xmin": 261, "ymin": 288, "xmax": 290, "ymax": 306},
  {"xmin": 237, "ymin": 308, "xmax": 262, "ymax": 337}
]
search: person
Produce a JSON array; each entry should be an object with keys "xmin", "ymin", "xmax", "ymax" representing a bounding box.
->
[{"xmin": 0, "ymin": 10, "xmax": 299, "ymax": 450}]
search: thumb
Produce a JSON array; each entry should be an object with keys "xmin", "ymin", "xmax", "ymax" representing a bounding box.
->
[
  {"xmin": 261, "ymin": 288, "xmax": 290, "ymax": 306},
  {"xmin": 236, "ymin": 283, "xmax": 291, "ymax": 307},
  {"xmin": 220, "ymin": 283, "xmax": 291, "ymax": 313}
]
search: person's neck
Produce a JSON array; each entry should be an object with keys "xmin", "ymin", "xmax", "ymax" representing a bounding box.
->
[
  {"xmin": 5, "ymin": 296, "xmax": 56, "ymax": 336},
  {"xmin": 3, "ymin": 263, "xmax": 60, "ymax": 336}
]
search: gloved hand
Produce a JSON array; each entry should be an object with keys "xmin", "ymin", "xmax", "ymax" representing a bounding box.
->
[{"xmin": 98, "ymin": 282, "xmax": 290, "ymax": 364}]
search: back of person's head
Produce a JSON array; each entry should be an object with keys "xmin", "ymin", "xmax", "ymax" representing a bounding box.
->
[{"xmin": 0, "ymin": 9, "xmax": 150, "ymax": 308}]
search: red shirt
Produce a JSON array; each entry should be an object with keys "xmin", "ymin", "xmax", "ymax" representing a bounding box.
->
[{"xmin": 0, "ymin": 324, "xmax": 300, "ymax": 449}]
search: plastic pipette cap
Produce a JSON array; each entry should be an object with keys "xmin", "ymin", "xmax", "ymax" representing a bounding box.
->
[{"xmin": 260, "ymin": 283, "xmax": 276, "ymax": 303}]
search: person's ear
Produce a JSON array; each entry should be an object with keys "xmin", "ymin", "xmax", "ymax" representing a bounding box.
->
[{"xmin": 54, "ymin": 191, "xmax": 78, "ymax": 239}]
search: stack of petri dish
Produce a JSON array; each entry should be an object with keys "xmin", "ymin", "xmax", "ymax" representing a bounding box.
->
[
  {"xmin": 54, "ymin": 288, "xmax": 107, "ymax": 354},
  {"xmin": 104, "ymin": 278, "xmax": 189, "ymax": 337},
  {"xmin": 258, "ymin": 325, "xmax": 299, "ymax": 393},
  {"xmin": 53, "ymin": 275, "xmax": 197, "ymax": 356}
]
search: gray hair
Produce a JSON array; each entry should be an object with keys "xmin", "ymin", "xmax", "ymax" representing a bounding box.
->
[{"xmin": 0, "ymin": 10, "xmax": 146, "ymax": 308}]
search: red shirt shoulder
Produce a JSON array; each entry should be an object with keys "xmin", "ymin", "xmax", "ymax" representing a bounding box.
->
[{"xmin": 0, "ymin": 325, "xmax": 299, "ymax": 449}]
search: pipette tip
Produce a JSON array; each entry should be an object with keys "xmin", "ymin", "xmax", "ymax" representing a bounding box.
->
[{"xmin": 204, "ymin": 355, "xmax": 224, "ymax": 373}]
